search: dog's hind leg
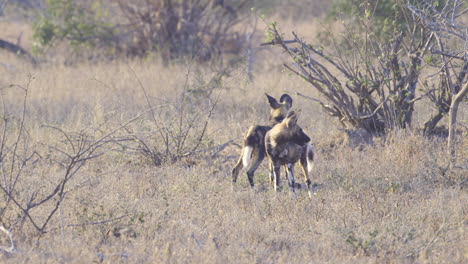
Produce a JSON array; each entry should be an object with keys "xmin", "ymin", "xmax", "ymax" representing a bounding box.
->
[
  {"xmin": 231, "ymin": 154, "xmax": 244, "ymax": 188},
  {"xmin": 246, "ymin": 147, "xmax": 264, "ymax": 188},
  {"xmin": 300, "ymin": 143, "xmax": 315, "ymax": 198},
  {"xmin": 272, "ymin": 162, "xmax": 282, "ymax": 192},
  {"xmin": 286, "ymin": 163, "xmax": 297, "ymax": 198}
]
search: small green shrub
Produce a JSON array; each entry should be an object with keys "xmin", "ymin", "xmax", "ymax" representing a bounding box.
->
[
  {"xmin": 32, "ymin": 0, "xmax": 114, "ymax": 55},
  {"xmin": 327, "ymin": 0, "xmax": 446, "ymax": 40}
]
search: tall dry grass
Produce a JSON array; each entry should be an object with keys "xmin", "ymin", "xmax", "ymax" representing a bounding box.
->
[{"xmin": 0, "ymin": 14, "xmax": 467, "ymax": 264}]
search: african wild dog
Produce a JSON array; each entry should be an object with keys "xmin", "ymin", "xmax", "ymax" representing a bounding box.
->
[
  {"xmin": 232, "ymin": 93, "xmax": 293, "ymax": 189},
  {"xmin": 265, "ymin": 110, "xmax": 315, "ymax": 197}
]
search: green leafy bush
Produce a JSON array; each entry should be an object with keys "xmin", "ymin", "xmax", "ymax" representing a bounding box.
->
[
  {"xmin": 32, "ymin": 0, "xmax": 115, "ymax": 55},
  {"xmin": 327, "ymin": 0, "xmax": 445, "ymax": 40}
]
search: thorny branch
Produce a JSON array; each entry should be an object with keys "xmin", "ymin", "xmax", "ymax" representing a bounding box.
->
[
  {"xmin": 263, "ymin": 17, "xmax": 432, "ymax": 133},
  {"xmin": 409, "ymin": 0, "xmax": 467, "ymax": 145},
  {"xmin": 0, "ymin": 94, "xmax": 152, "ymax": 236}
]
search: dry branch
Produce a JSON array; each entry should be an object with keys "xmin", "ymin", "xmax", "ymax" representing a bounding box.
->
[
  {"xmin": 448, "ymin": 82, "xmax": 468, "ymax": 165},
  {"xmin": 408, "ymin": 0, "xmax": 467, "ymax": 135},
  {"xmin": 127, "ymin": 61, "xmax": 222, "ymax": 166},
  {"xmin": 115, "ymin": 0, "xmax": 249, "ymax": 62},
  {"xmin": 0, "ymin": 39, "xmax": 36, "ymax": 64},
  {"xmin": 409, "ymin": 0, "xmax": 467, "ymax": 165},
  {"xmin": 0, "ymin": 82, "xmax": 154, "ymax": 234},
  {"xmin": 264, "ymin": 17, "xmax": 432, "ymax": 133}
]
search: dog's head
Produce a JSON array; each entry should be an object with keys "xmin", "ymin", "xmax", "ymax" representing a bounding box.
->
[
  {"xmin": 282, "ymin": 110, "xmax": 310, "ymax": 145},
  {"xmin": 265, "ymin": 93, "xmax": 293, "ymax": 125},
  {"xmin": 268, "ymin": 110, "xmax": 310, "ymax": 147}
]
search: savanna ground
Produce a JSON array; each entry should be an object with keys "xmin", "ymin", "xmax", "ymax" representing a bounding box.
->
[{"xmin": 0, "ymin": 3, "xmax": 467, "ymax": 264}]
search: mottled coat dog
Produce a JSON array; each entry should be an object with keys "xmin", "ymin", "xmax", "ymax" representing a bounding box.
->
[
  {"xmin": 265, "ymin": 111, "xmax": 314, "ymax": 197},
  {"xmin": 232, "ymin": 93, "xmax": 293, "ymax": 188}
]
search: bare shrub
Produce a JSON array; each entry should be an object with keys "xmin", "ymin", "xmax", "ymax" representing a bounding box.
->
[
  {"xmin": 0, "ymin": 78, "xmax": 133, "ymax": 240},
  {"xmin": 116, "ymin": 0, "xmax": 248, "ymax": 62},
  {"xmin": 0, "ymin": 79, "xmax": 38, "ymax": 231},
  {"xmin": 264, "ymin": 3, "xmax": 434, "ymax": 134},
  {"xmin": 0, "ymin": 79, "xmax": 34, "ymax": 253},
  {"xmin": 125, "ymin": 65, "xmax": 221, "ymax": 166},
  {"xmin": 408, "ymin": 0, "xmax": 467, "ymax": 165}
]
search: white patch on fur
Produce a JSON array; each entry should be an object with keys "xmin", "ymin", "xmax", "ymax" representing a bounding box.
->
[
  {"xmin": 307, "ymin": 143, "xmax": 314, "ymax": 173},
  {"xmin": 272, "ymin": 170, "xmax": 279, "ymax": 191},
  {"xmin": 242, "ymin": 146, "xmax": 253, "ymax": 168},
  {"xmin": 270, "ymin": 140, "xmax": 277, "ymax": 148},
  {"xmin": 287, "ymin": 164, "xmax": 294, "ymax": 185}
]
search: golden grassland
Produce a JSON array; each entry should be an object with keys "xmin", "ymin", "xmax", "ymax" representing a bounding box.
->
[{"xmin": 0, "ymin": 20, "xmax": 467, "ymax": 264}]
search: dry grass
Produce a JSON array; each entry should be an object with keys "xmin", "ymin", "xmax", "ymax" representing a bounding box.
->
[{"xmin": 0, "ymin": 18, "xmax": 467, "ymax": 264}]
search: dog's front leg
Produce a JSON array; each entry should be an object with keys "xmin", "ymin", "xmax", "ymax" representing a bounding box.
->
[
  {"xmin": 273, "ymin": 162, "xmax": 281, "ymax": 192},
  {"xmin": 286, "ymin": 163, "xmax": 296, "ymax": 198}
]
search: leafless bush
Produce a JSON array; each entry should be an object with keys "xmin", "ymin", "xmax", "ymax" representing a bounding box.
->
[
  {"xmin": 0, "ymin": 78, "xmax": 38, "ymax": 231},
  {"xmin": 0, "ymin": 79, "xmax": 34, "ymax": 253},
  {"xmin": 408, "ymin": 0, "xmax": 467, "ymax": 165},
  {"xmin": 125, "ymin": 65, "xmax": 221, "ymax": 166},
  {"xmin": 264, "ymin": 14, "xmax": 433, "ymax": 134},
  {"xmin": 410, "ymin": 0, "xmax": 468, "ymax": 135},
  {"xmin": 114, "ymin": 0, "xmax": 249, "ymax": 63},
  {"xmin": 0, "ymin": 126, "xmax": 129, "ymax": 234},
  {"xmin": 0, "ymin": 79, "xmax": 133, "ymax": 242}
]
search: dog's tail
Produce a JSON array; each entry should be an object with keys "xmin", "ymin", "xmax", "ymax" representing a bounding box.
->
[
  {"xmin": 306, "ymin": 143, "xmax": 314, "ymax": 173},
  {"xmin": 241, "ymin": 125, "xmax": 268, "ymax": 168}
]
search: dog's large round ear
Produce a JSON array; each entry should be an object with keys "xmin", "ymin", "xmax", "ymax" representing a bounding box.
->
[
  {"xmin": 265, "ymin": 93, "xmax": 281, "ymax": 109},
  {"xmin": 280, "ymin": 94, "xmax": 293, "ymax": 108}
]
